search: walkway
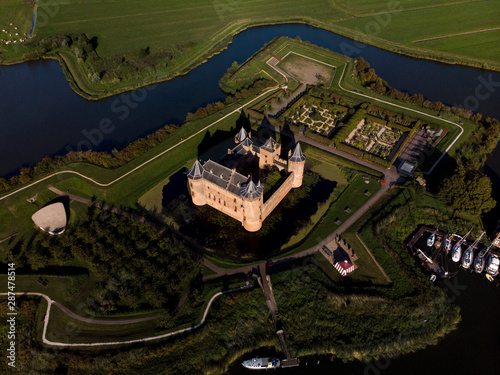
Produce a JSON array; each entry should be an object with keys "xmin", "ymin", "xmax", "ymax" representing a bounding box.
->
[
  {"xmin": 336, "ymin": 64, "xmax": 464, "ymax": 175},
  {"xmin": 0, "ymin": 280, "xmax": 251, "ymax": 347},
  {"xmin": 0, "ymin": 86, "xmax": 281, "ymax": 202}
]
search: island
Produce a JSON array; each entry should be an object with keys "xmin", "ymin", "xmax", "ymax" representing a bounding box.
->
[{"xmin": 1, "ymin": 34, "xmax": 499, "ymax": 375}]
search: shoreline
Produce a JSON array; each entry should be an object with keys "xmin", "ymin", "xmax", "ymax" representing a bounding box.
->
[{"xmin": 1, "ymin": 20, "xmax": 499, "ymax": 101}]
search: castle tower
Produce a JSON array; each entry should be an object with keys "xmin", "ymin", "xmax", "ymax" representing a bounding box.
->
[
  {"xmin": 288, "ymin": 143, "xmax": 306, "ymax": 188},
  {"xmin": 259, "ymin": 137, "xmax": 280, "ymax": 168},
  {"xmin": 240, "ymin": 179, "xmax": 264, "ymax": 232},
  {"xmin": 235, "ymin": 127, "xmax": 248, "ymax": 144},
  {"xmin": 187, "ymin": 160, "xmax": 206, "ymax": 206}
]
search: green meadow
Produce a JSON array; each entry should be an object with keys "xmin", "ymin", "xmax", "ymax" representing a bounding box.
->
[{"xmin": 1, "ymin": 0, "xmax": 499, "ymax": 97}]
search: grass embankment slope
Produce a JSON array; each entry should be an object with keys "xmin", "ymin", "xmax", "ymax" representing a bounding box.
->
[{"xmin": 1, "ymin": 0, "xmax": 499, "ymax": 98}]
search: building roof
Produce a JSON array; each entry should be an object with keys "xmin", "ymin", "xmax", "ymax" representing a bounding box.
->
[
  {"xmin": 240, "ymin": 179, "xmax": 264, "ymax": 199},
  {"xmin": 334, "ymin": 259, "xmax": 355, "ymax": 276},
  {"xmin": 187, "ymin": 160, "xmax": 204, "ymax": 180},
  {"xmin": 289, "ymin": 143, "xmax": 306, "ymax": 162},
  {"xmin": 31, "ymin": 202, "xmax": 68, "ymax": 235},
  {"xmin": 261, "ymin": 137, "xmax": 277, "ymax": 152},
  {"xmin": 236, "ymin": 127, "xmax": 248, "ymax": 142},
  {"xmin": 398, "ymin": 160, "xmax": 415, "ymax": 176},
  {"xmin": 241, "ymin": 137, "xmax": 253, "ymax": 147},
  {"xmin": 202, "ymin": 160, "xmax": 248, "ymax": 196}
]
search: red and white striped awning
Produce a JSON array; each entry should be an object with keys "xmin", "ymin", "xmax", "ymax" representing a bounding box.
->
[{"xmin": 334, "ymin": 260, "xmax": 355, "ymax": 276}]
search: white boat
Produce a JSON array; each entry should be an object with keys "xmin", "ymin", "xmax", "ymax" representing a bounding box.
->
[
  {"xmin": 474, "ymin": 244, "xmax": 492, "ymax": 274},
  {"xmin": 461, "ymin": 231, "xmax": 485, "ymax": 269},
  {"xmin": 486, "ymin": 254, "xmax": 499, "ymax": 277},
  {"xmin": 461, "ymin": 247, "xmax": 474, "ymax": 269},
  {"xmin": 444, "ymin": 236, "xmax": 453, "ymax": 253},
  {"xmin": 451, "ymin": 229, "xmax": 472, "ymax": 263},
  {"xmin": 427, "ymin": 233, "xmax": 435, "ymax": 247},
  {"xmin": 451, "ymin": 242, "xmax": 462, "ymax": 263},
  {"xmin": 242, "ymin": 358, "xmax": 280, "ymax": 370}
]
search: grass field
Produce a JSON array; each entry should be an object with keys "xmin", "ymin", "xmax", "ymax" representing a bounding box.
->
[{"xmin": 1, "ymin": 0, "xmax": 499, "ymax": 97}]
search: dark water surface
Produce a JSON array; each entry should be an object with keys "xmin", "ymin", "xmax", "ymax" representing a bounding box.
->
[
  {"xmin": 1, "ymin": 23, "xmax": 500, "ymax": 375},
  {"xmin": 1, "ymin": 24, "xmax": 500, "ymax": 178}
]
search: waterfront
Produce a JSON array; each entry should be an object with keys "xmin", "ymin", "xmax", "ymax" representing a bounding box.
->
[
  {"xmin": 1, "ymin": 23, "xmax": 500, "ymax": 374},
  {"xmin": 1, "ymin": 24, "xmax": 499, "ymax": 178}
]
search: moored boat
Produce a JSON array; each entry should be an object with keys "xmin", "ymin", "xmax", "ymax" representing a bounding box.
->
[
  {"xmin": 461, "ymin": 231, "xmax": 485, "ymax": 269},
  {"xmin": 451, "ymin": 242, "xmax": 462, "ymax": 263},
  {"xmin": 427, "ymin": 233, "xmax": 435, "ymax": 247},
  {"xmin": 461, "ymin": 247, "xmax": 474, "ymax": 269},
  {"xmin": 474, "ymin": 244, "xmax": 492, "ymax": 274},
  {"xmin": 444, "ymin": 235, "xmax": 453, "ymax": 253},
  {"xmin": 242, "ymin": 358, "xmax": 280, "ymax": 370},
  {"xmin": 486, "ymin": 254, "xmax": 499, "ymax": 277},
  {"xmin": 451, "ymin": 229, "xmax": 472, "ymax": 263}
]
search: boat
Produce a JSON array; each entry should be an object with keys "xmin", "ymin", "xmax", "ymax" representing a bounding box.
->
[
  {"xmin": 434, "ymin": 235, "xmax": 442, "ymax": 249},
  {"xmin": 474, "ymin": 244, "xmax": 492, "ymax": 274},
  {"xmin": 451, "ymin": 242, "xmax": 462, "ymax": 263},
  {"xmin": 461, "ymin": 247, "xmax": 474, "ymax": 269},
  {"xmin": 486, "ymin": 254, "xmax": 499, "ymax": 277},
  {"xmin": 242, "ymin": 358, "xmax": 280, "ymax": 370},
  {"xmin": 443, "ymin": 235, "xmax": 453, "ymax": 253},
  {"xmin": 427, "ymin": 233, "xmax": 435, "ymax": 247},
  {"xmin": 461, "ymin": 231, "xmax": 485, "ymax": 269},
  {"xmin": 451, "ymin": 229, "xmax": 472, "ymax": 263}
]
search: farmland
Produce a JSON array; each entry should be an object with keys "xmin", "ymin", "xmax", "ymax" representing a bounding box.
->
[{"xmin": 1, "ymin": 0, "xmax": 499, "ymax": 98}]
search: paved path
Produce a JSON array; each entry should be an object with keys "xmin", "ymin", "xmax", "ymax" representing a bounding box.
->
[
  {"xmin": 336, "ymin": 65, "xmax": 464, "ymax": 175},
  {"xmin": 0, "ymin": 86, "xmax": 281, "ymax": 203},
  {"xmin": 1, "ymin": 281, "xmax": 251, "ymax": 347}
]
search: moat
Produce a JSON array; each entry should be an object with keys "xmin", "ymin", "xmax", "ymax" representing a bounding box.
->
[{"xmin": 1, "ymin": 23, "xmax": 500, "ymax": 374}]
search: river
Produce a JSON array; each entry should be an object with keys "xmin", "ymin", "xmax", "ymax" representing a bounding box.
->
[{"xmin": 1, "ymin": 23, "xmax": 500, "ymax": 374}]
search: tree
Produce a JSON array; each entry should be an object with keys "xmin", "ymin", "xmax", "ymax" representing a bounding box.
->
[{"xmin": 438, "ymin": 166, "xmax": 496, "ymax": 215}]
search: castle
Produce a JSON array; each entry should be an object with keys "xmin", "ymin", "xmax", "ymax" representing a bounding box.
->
[{"xmin": 187, "ymin": 127, "xmax": 306, "ymax": 232}]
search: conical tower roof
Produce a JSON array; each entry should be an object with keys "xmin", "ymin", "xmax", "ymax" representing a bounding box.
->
[
  {"xmin": 236, "ymin": 127, "xmax": 248, "ymax": 142},
  {"xmin": 289, "ymin": 143, "xmax": 306, "ymax": 162},
  {"xmin": 187, "ymin": 160, "xmax": 204, "ymax": 180},
  {"xmin": 262, "ymin": 137, "xmax": 277, "ymax": 151},
  {"xmin": 240, "ymin": 179, "xmax": 264, "ymax": 199}
]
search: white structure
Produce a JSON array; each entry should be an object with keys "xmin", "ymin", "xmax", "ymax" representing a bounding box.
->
[{"xmin": 31, "ymin": 202, "xmax": 68, "ymax": 235}]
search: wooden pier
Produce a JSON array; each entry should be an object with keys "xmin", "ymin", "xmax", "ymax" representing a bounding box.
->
[{"xmin": 258, "ymin": 264, "xmax": 299, "ymax": 368}]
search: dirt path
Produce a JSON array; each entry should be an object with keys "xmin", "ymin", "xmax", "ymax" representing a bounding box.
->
[{"xmin": 413, "ymin": 27, "xmax": 500, "ymax": 43}]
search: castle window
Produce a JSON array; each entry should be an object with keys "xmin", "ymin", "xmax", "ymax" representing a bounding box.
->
[
  {"xmin": 208, "ymin": 193, "xmax": 211, "ymax": 198},
  {"xmin": 190, "ymin": 183, "xmax": 193, "ymax": 188},
  {"xmin": 219, "ymin": 198, "xmax": 221, "ymax": 204},
  {"xmin": 235, "ymin": 206, "xmax": 237, "ymax": 212},
  {"xmin": 234, "ymin": 198, "xmax": 236, "ymax": 203},
  {"xmin": 213, "ymin": 196, "xmax": 216, "ymax": 201},
  {"xmin": 224, "ymin": 201, "xmax": 226, "ymax": 206}
]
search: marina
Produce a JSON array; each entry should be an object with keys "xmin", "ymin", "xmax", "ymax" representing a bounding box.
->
[{"xmin": 407, "ymin": 226, "xmax": 500, "ymax": 280}]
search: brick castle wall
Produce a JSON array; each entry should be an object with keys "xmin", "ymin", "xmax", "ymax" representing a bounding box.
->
[
  {"xmin": 203, "ymin": 180, "xmax": 244, "ymax": 222},
  {"xmin": 262, "ymin": 172, "xmax": 295, "ymax": 220}
]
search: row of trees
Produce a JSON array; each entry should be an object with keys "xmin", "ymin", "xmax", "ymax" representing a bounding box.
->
[{"xmin": 5, "ymin": 207, "xmax": 200, "ymax": 312}]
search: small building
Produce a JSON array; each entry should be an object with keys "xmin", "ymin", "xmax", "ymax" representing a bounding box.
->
[
  {"xmin": 398, "ymin": 160, "xmax": 415, "ymax": 176},
  {"xmin": 31, "ymin": 202, "xmax": 68, "ymax": 235},
  {"xmin": 334, "ymin": 259, "xmax": 355, "ymax": 276},
  {"xmin": 320, "ymin": 245, "xmax": 355, "ymax": 277}
]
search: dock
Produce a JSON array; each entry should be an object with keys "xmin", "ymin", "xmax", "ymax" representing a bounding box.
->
[{"xmin": 258, "ymin": 264, "xmax": 299, "ymax": 368}]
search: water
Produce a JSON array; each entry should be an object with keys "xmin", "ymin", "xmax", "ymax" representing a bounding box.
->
[
  {"xmin": 1, "ymin": 23, "xmax": 500, "ymax": 374},
  {"xmin": 1, "ymin": 24, "xmax": 499, "ymax": 178}
]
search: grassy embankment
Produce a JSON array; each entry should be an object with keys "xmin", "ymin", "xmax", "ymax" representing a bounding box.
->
[
  {"xmin": 1, "ymin": 0, "xmax": 499, "ymax": 99},
  {"xmin": 1, "ymin": 37, "xmax": 473, "ymax": 261},
  {"xmin": 224, "ymin": 37, "xmax": 478, "ymax": 164}
]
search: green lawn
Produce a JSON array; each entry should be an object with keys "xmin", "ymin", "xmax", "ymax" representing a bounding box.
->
[
  {"xmin": 3, "ymin": 0, "xmax": 497, "ymax": 98},
  {"xmin": 44, "ymin": 273, "xmax": 248, "ymax": 345}
]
